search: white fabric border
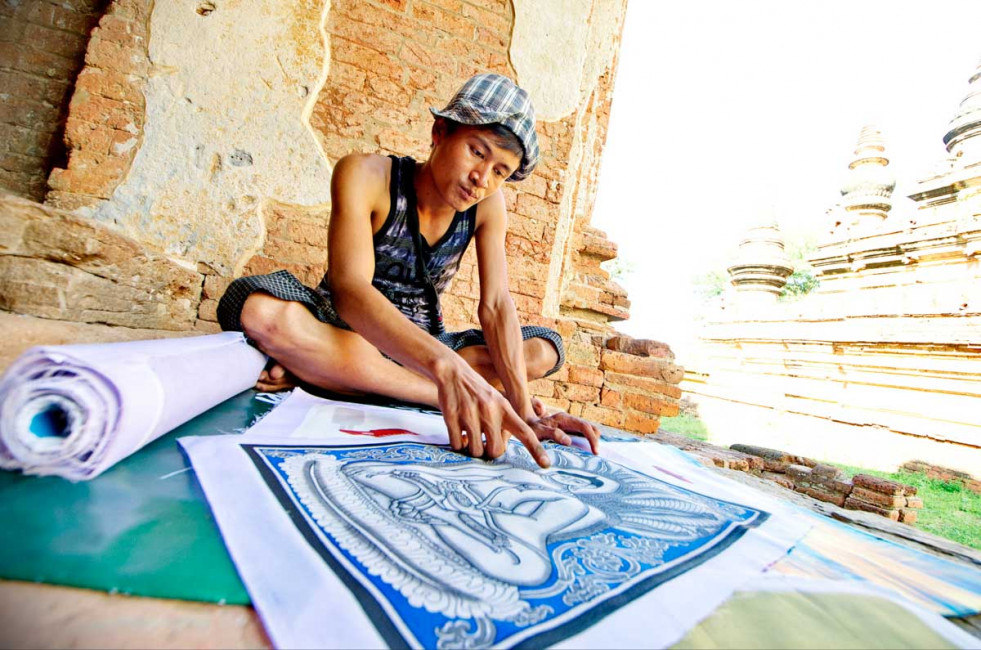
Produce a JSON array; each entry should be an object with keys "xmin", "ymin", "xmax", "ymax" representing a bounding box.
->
[{"xmin": 182, "ymin": 392, "xmax": 811, "ymax": 649}]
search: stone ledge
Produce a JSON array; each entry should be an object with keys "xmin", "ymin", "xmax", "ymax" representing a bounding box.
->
[{"xmin": 0, "ymin": 192, "xmax": 202, "ymax": 330}]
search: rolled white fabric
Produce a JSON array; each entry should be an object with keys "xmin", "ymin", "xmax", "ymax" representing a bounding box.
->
[{"xmin": 0, "ymin": 332, "xmax": 266, "ymax": 480}]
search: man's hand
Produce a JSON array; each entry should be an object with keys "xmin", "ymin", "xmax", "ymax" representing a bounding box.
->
[
  {"xmin": 526, "ymin": 401, "xmax": 601, "ymax": 455},
  {"xmin": 435, "ymin": 357, "xmax": 552, "ymax": 468},
  {"xmin": 255, "ymin": 362, "xmax": 297, "ymax": 393}
]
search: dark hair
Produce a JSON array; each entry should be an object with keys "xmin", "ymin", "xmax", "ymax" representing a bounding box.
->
[{"xmin": 443, "ymin": 119, "xmax": 524, "ymax": 161}]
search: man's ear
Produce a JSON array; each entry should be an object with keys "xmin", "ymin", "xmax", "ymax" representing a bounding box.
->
[{"xmin": 431, "ymin": 117, "xmax": 447, "ymax": 148}]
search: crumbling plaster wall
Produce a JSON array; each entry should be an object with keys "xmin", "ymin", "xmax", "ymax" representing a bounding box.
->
[
  {"xmin": 2, "ymin": 0, "xmax": 685, "ymax": 434},
  {"xmin": 54, "ymin": 0, "xmax": 332, "ymax": 273}
]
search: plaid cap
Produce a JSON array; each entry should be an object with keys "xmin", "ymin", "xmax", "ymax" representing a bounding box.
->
[{"xmin": 430, "ymin": 73, "xmax": 539, "ymax": 181}]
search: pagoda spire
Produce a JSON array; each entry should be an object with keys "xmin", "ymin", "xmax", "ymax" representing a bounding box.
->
[
  {"xmin": 839, "ymin": 125, "xmax": 896, "ymax": 232},
  {"xmin": 727, "ymin": 221, "xmax": 793, "ymax": 306},
  {"xmin": 943, "ymin": 57, "xmax": 981, "ymax": 165}
]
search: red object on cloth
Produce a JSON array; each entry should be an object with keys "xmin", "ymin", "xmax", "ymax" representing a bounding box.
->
[{"xmin": 339, "ymin": 428, "xmax": 419, "ymax": 438}]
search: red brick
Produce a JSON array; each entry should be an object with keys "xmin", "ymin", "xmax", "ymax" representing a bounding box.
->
[
  {"xmin": 0, "ymin": 122, "xmax": 54, "ymax": 158},
  {"xmin": 57, "ymin": 0, "xmax": 107, "ymax": 14},
  {"xmin": 0, "ymin": 152, "xmax": 44, "ymax": 174},
  {"xmin": 329, "ymin": 60, "xmax": 367, "ymax": 91},
  {"xmin": 46, "ymin": 167, "xmax": 115, "ymax": 197},
  {"xmin": 508, "ymin": 214, "xmax": 546, "ymax": 242},
  {"xmin": 796, "ymin": 486, "xmax": 847, "ymax": 508},
  {"xmin": 581, "ymin": 404, "xmax": 622, "ymax": 428},
  {"xmin": 405, "ymin": 63, "xmax": 437, "ymax": 92},
  {"xmin": 849, "ymin": 486, "xmax": 906, "ymax": 509},
  {"xmin": 0, "ymin": 97, "xmax": 61, "ymax": 130},
  {"xmin": 554, "ymin": 381, "xmax": 600, "ymax": 403},
  {"xmin": 367, "ymin": 75, "xmax": 414, "ymax": 107},
  {"xmin": 108, "ymin": 0, "xmax": 151, "ymax": 23},
  {"xmin": 263, "ymin": 239, "xmax": 328, "ymax": 267},
  {"xmin": 567, "ymin": 364, "xmax": 604, "ymax": 387},
  {"xmin": 599, "ymin": 387, "xmax": 621, "ymax": 409},
  {"xmin": 413, "ymin": 2, "xmax": 475, "ymax": 39},
  {"xmin": 427, "ymin": 0, "xmax": 464, "ymax": 12},
  {"xmin": 762, "ymin": 472, "xmax": 795, "ymax": 490},
  {"xmin": 202, "ymin": 275, "xmax": 232, "ymax": 300},
  {"xmin": 511, "ymin": 292, "xmax": 542, "ymax": 316},
  {"xmin": 23, "ymin": 22, "xmax": 87, "ymax": 59},
  {"xmin": 94, "ymin": 14, "xmax": 145, "ymax": 50},
  {"xmin": 0, "ymin": 13, "xmax": 27, "ymax": 40},
  {"xmin": 327, "ymin": 13, "xmax": 402, "ymax": 55},
  {"xmin": 0, "ymin": 167, "xmax": 44, "ymax": 199},
  {"xmin": 622, "ymin": 392, "xmax": 674, "ymax": 416},
  {"xmin": 476, "ymin": 26, "xmax": 506, "ymax": 50},
  {"xmin": 198, "ymin": 298, "xmax": 218, "ymax": 322},
  {"xmin": 843, "ymin": 497, "xmax": 900, "ymax": 521},
  {"xmin": 515, "ymin": 193, "xmax": 552, "ymax": 221},
  {"xmin": 85, "ymin": 37, "xmax": 148, "ymax": 76},
  {"xmin": 0, "ymin": 41, "xmax": 74, "ymax": 77},
  {"xmin": 376, "ymin": 127, "xmax": 425, "ymax": 157},
  {"xmin": 461, "ymin": 2, "xmax": 510, "ymax": 34},
  {"xmin": 464, "ymin": 0, "xmax": 510, "ymax": 13},
  {"xmin": 623, "ymin": 410, "xmax": 659, "ymax": 435},
  {"xmin": 600, "ymin": 350, "xmax": 685, "ymax": 383},
  {"xmin": 605, "ymin": 335, "xmax": 674, "ymax": 359},
  {"xmin": 851, "ymin": 474, "xmax": 907, "ymax": 496},
  {"xmin": 528, "ymin": 377, "xmax": 554, "ymax": 398},
  {"xmin": 399, "ymin": 38, "xmax": 457, "ymax": 75},
  {"xmin": 22, "ymin": 1, "xmax": 95, "ymax": 35},
  {"xmin": 513, "ymin": 276, "xmax": 546, "ymax": 298},
  {"xmin": 69, "ymin": 92, "xmax": 139, "ymax": 131},
  {"xmin": 287, "ymin": 220, "xmax": 330, "ymax": 248},
  {"xmin": 485, "ymin": 50, "xmax": 509, "ymax": 74}
]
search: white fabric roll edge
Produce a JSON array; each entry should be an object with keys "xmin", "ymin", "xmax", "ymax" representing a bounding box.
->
[{"xmin": 0, "ymin": 332, "xmax": 266, "ymax": 481}]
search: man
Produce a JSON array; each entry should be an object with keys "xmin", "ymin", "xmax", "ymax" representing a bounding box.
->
[{"xmin": 218, "ymin": 74, "xmax": 599, "ymax": 468}]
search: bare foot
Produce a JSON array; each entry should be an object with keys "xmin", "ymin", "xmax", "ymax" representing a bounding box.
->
[{"xmin": 255, "ymin": 362, "xmax": 298, "ymax": 393}]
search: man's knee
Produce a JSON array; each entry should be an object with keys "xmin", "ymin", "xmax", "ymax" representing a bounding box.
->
[
  {"xmin": 525, "ymin": 337, "xmax": 559, "ymax": 379},
  {"xmin": 240, "ymin": 294, "xmax": 309, "ymax": 350}
]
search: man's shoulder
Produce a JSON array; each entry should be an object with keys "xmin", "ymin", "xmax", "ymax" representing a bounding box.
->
[
  {"xmin": 334, "ymin": 152, "xmax": 392, "ymax": 183},
  {"xmin": 475, "ymin": 189, "xmax": 507, "ymax": 228}
]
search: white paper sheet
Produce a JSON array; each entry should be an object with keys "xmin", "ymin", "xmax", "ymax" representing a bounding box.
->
[
  {"xmin": 182, "ymin": 390, "xmax": 810, "ymax": 649},
  {"xmin": 0, "ymin": 332, "xmax": 265, "ymax": 480}
]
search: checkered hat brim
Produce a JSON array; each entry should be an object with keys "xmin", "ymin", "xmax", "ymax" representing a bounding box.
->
[{"xmin": 430, "ymin": 73, "xmax": 539, "ymax": 181}]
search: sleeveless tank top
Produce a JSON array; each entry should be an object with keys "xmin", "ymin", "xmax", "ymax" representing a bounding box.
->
[{"xmin": 317, "ymin": 155, "xmax": 477, "ymax": 335}]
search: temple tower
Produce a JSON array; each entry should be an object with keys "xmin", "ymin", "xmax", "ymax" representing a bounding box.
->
[
  {"xmin": 943, "ymin": 58, "xmax": 981, "ymax": 164},
  {"xmin": 726, "ymin": 222, "xmax": 793, "ymax": 306},
  {"xmin": 909, "ymin": 57, "xmax": 981, "ymax": 220},
  {"xmin": 838, "ymin": 125, "xmax": 896, "ymax": 234}
]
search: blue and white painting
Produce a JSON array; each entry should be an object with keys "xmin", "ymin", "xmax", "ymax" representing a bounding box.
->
[{"xmin": 244, "ymin": 442, "xmax": 767, "ymax": 649}]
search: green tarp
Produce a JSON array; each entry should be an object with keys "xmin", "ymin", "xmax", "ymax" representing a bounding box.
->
[{"xmin": 0, "ymin": 390, "xmax": 275, "ymax": 605}]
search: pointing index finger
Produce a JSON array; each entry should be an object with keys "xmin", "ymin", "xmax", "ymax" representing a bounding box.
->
[{"xmin": 505, "ymin": 413, "xmax": 550, "ymax": 469}]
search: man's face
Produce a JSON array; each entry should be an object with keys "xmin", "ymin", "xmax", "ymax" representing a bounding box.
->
[{"xmin": 430, "ymin": 123, "xmax": 522, "ymax": 211}]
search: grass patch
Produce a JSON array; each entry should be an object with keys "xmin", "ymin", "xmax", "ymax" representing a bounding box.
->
[
  {"xmin": 654, "ymin": 413, "xmax": 980, "ymax": 551},
  {"xmin": 830, "ymin": 463, "xmax": 981, "ymax": 551},
  {"xmin": 657, "ymin": 413, "xmax": 709, "ymax": 441}
]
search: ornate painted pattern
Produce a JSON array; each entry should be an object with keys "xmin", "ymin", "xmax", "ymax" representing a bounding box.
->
[{"xmin": 245, "ymin": 442, "xmax": 767, "ymax": 648}]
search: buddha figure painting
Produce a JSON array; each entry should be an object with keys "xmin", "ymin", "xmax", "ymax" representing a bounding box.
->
[{"xmin": 245, "ymin": 442, "xmax": 766, "ymax": 648}]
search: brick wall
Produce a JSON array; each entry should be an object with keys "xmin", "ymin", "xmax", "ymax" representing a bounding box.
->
[
  {"xmin": 45, "ymin": 0, "xmax": 149, "ymax": 211},
  {"xmin": 5, "ymin": 0, "xmax": 686, "ymax": 435},
  {"xmin": 0, "ymin": 0, "xmax": 106, "ymax": 201}
]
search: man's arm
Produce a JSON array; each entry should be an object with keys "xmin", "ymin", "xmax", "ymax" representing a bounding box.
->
[
  {"xmin": 327, "ymin": 155, "xmax": 551, "ymax": 466},
  {"xmin": 474, "ymin": 194, "xmax": 601, "ymax": 453},
  {"xmin": 474, "ymin": 192, "xmax": 535, "ymax": 420}
]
